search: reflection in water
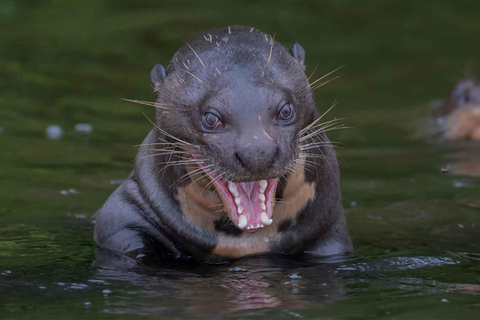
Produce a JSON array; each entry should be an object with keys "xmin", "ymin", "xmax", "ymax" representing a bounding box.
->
[
  {"xmin": 88, "ymin": 251, "xmax": 480, "ymax": 318},
  {"xmin": 453, "ymin": 283, "xmax": 480, "ymax": 295},
  {"xmin": 447, "ymin": 146, "xmax": 480, "ymax": 177},
  {"xmin": 93, "ymin": 249, "xmax": 349, "ymax": 317},
  {"xmin": 337, "ymin": 256, "xmax": 459, "ymax": 273}
]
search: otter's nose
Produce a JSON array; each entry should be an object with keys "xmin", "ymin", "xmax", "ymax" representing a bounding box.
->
[{"xmin": 235, "ymin": 140, "xmax": 279, "ymax": 171}]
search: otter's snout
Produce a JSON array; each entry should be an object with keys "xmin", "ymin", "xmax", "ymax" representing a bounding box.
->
[{"xmin": 235, "ymin": 139, "xmax": 279, "ymax": 172}]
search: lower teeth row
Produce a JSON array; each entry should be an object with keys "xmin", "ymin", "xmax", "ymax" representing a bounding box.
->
[{"xmin": 246, "ymin": 224, "xmax": 264, "ymax": 230}]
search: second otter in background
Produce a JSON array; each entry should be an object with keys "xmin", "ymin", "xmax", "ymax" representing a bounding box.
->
[{"xmin": 438, "ymin": 78, "xmax": 480, "ymax": 140}]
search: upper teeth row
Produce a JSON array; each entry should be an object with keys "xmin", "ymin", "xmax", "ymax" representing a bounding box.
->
[{"xmin": 227, "ymin": 180, "xmax": 267, "ymax": 195}]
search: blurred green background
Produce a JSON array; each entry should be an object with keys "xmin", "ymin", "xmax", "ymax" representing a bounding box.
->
[
  {"xmin": 3, "ymin": 0, "xmax": 480, "ymax": 147},
  {"xmin": 1, "ymin": 0, "xmax": 480, "ymax": 319}
]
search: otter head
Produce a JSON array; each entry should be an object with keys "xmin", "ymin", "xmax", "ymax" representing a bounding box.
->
[
  {"xmin": 150, "ymin": 26, "xmax": 316, "ymax": 232},
  {"xmin": 440, "ymin": 78, "xmax": 480, "ymax": 140}
]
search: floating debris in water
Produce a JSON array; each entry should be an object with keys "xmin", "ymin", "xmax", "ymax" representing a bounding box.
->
[
  {"xmin": 38, "ymin": 286, "xmax": 46, "ymax": 290},
  {"xmin": 282, "ymin": 310, "xmax": 303, "ymax": 318},
  {"xmin": 1, "ymin": 270, "xmax": 11, "ymax": 276},
  {"xmin": 453, "ymin": 181, "xmax": 469, "ymax": 188},
  {"xmin": 366, "ymin": 214, "xmax": 382, "ymax": 221},
  {"xmin": 60, "ymin": 189, "xmax": 79, "ymax": 195},
  {"xmin": 441, "ymin": 298, "xmax": 449, "ymax": 302},
  {"xmin": 84, "ymin": 302, "xmax": 91, "ymax": 307},
  {"xmin": 287, "ymin": 273, "xmax": 302, "ymax": 280},
  {"xmin": 70, "ymin": 285, "xmax": 86, "ymax": 290},
  {"xmin": 458, "ymin": 224, "xmax": 465, "ymax": 229},
  {"xmin": 69, "ymin": 283, "xmax": 88, "ymax": 290},
  {"xmin": 102, "ymin": 289, "xmax": 112, "ymax": 294},
  {"xmin": 229, "ymin": 266, "xmax": 247, "ymax": 272},
  {"xmin": 88, "ymin": 279, "xmax": 106, "ymax": 284},
  {"xmin": 46, "ymin": 125, "xmax": 63, "ymax": 140},
  {"xmin": 74, "ymin": 123, "xmax": 93, "ymax": 134},
  {"xmin": 350, "ymin": 201, "xmax": 357, "ymax": 207}
]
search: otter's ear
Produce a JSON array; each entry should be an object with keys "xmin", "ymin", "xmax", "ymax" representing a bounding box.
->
[
  {"xmin": 151, "ymin": 64, "xmax": 167, "ymax": 85},
  {"xmin": 290, "ymin": 43, "xmax": 306, "ymax": 69}
]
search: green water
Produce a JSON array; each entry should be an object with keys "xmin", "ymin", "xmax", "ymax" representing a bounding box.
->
[{"xmin": 1, "ymin": 1, "xmax": 480, "ymax": 319}]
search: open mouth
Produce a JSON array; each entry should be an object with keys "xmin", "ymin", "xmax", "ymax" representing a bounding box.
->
[{"xmin": 195, "ymin": 160, "xmax": 278, "ymax": 232}]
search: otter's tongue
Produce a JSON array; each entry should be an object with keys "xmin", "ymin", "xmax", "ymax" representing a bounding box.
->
[{"xmin": 224, "ymin": 179, "xmax": 277, "ymax": 232}]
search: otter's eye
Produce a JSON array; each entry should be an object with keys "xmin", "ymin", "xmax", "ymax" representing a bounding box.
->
[
  {"xmin": 203, "ymin": 112, "xmax": 224, "ymax": 129},
  {"xmin": 278, "ymin": 103, "xmax": 294, "ymax": 121}
]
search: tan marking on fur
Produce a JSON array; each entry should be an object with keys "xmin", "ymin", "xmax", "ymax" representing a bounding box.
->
[
  {"xmin": 184, "ymin": 161, "xmax": 216, "ymax": 191},
  {"xmin": 446, "ymin": 106, "xmax": 480, "ymax": 140},
  {"xmin": 451, "ymin": 162, "xmax": 480, "ymax": 177},
  {"xmin": 176, "ymin": 162, "xmax": 224, "ymax": 231},
  {"xmin": 176, "ymin": 183, "xmax": 224, "ymax": 231},
  {"xmin": 213, "ymin": 236, "xmax": 269, "ymax": 258},
  {"xmin": 273, "ymin": 159, "xmax": 315, "ymax": 222}
]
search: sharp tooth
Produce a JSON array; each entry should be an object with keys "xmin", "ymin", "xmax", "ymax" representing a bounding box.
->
[
  {"xmin": 237, "ymin": 206, "xmax": 243, "ymax": 214},
  {"xmin": 259, "ymin": 180, "xmax": 267, "ymax": 193},
  {"xmin": 235, "ymin": 197, "xmax": 241, "ymax": 205},
  {"xmin": 261, "ymin": 212, "xmax": 273, "ymax": 226},
  {"xmin": 228, "ymin": 182, "xmax": 237, "ymax": 191},
  {"xmin": 238, "ymin": 215, "xmax": 247, "ymax": 229},
  {"xmin": 258, "ymin": 194, "xmax": 266, "ymax": 202},
  {"xmin": 260, "ymin": 202, "xmax": 266, "ymax": 210},
  {"xmin": 228, "ymin": 182, "xmax": 238, "ymax": 196}
]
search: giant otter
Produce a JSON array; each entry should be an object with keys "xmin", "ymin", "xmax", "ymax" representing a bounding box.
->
[
  {"xmin": 437, "ymin": 78, "xmax": 480, "ymax": 140},
  {"xmin": 94, "ymin": 25, "xmax": 352, "ymax": 264}
]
